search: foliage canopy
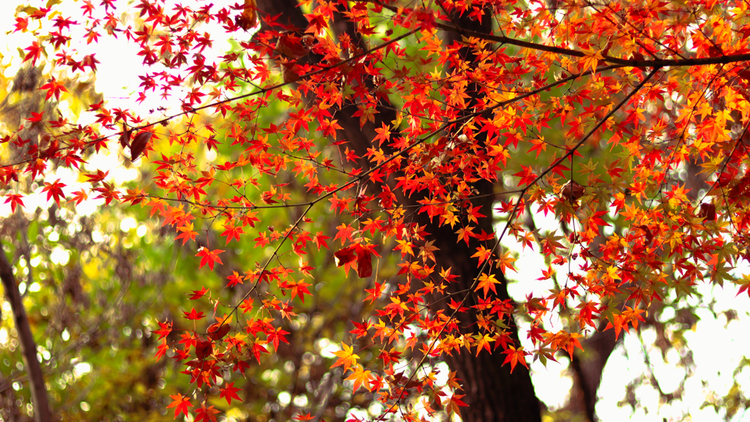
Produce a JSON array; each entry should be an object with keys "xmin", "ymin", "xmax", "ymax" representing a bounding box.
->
[{"xmin": 3, "ymin": 0, "xmax": 750, "ymax": 420}]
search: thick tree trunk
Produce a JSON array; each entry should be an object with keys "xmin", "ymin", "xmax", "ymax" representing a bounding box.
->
[
  {"xmin": 418, "ymin": 179, "xmax": 541, "ymax": 422},
  {"xmin": 426, "ymin": 11, "xmax": 542, "ymax": 422},
  {"xmin": 252, "ymin": 2, "xmax": 542, "ymax": 420},
  {"xmin": 0, "ymin": 240, "xmax": 51, "ymax": 422}
]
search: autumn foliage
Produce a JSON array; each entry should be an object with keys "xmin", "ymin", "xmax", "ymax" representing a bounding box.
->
[{"xmin": 4, "ymin": 0, "xmax": 750, "ymax": 420}]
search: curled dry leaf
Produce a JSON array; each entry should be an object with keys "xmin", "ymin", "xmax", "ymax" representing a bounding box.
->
[
  {"xmin": 699, "ymin": 203, "xmax": 716, "ymax": 221},
  {"xmin": 130, "ymin": 131, "xmax": 152, "ymax": 161},
  {"xmin": 333, "ymin": 245, "xmax": 373, "ymax": 278},
  {"xmin": 558, "ymin": 180, "xmax": 586, "ymax": 202},
  {"xmin": 334, "ymin": 246, "xmax": 357, "ymax": 267},
  {"xmin": 356, "ymin": 250, "xmax": 372, "ymax": 278},
  {"xmin": 236, "ymin": 0, "xmax": 257, "ymax": 30},
  {"xmin": 38, "ymin": 132, "xmax": 52, "ymax": 148},
  {"xmin": 119, "ymin": 128, "xmax": 131, "ymax": 148},
  {"xmin": 195, "ymin": 339, "xmax": 213, "ymax": 359},
  {"xmin": 282, "ymin": 63, "xmax": 300, "ymax": 84},
  {"xmin": 276, "ymin": 34, "xmax": 307, "ymax": 59},
  {"xmin": 207, "ymin": 322, "xmax": 231, "ymax": 340}
]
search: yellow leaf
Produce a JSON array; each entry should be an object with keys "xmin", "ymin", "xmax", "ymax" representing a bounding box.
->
[{"xmin": 331, "ymin": 342, "xmax": 359, "ymax": 372}]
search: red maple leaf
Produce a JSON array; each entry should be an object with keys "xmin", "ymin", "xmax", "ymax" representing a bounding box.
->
[
  {"xmin": 195, "ymin": 247, "xmax": 224, "ymax": 270},
  {"xmin": 183, "ymin": 308, "xmax": 206, "ymax": 320},
  {"xmin": 166, "ymin": 393, "xmax": 193, "ymax": 419},
  {"xmin": 40, "ymin": 77, "xmax": 68, "ymax": 100},
  {"xmin": 42, "ymin": 179, "xmax": 66, "ymax": 205},
  {"xmin": 23, "ymin": 41, "xmax": 43, "ymax": 65},
  {"xmin": 4, "ymin": 193, "xmax": 24, "ymax": 212},
  {"xmin": 220, "ymin": 382, "xmax": 243, "ymax": 405},
  {"xmin": 189, "ymin": 287, "xmax": 208, "ymax": 300}
]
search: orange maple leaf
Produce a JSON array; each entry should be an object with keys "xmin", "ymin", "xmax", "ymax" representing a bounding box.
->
[
  {"xmin": 474, "ymin": 273, "xmax": 501, "ymax": 297},
  {"xmin": 345, "ymin": 364, "xmax": 372, "ymax": 392},
  {"xmin": 331, "ymin": 342, "xmax": 359, "ymax": 371},
  {"xmin": 502, "ymin": 346, "xmax": 529, "ymax": 373}
]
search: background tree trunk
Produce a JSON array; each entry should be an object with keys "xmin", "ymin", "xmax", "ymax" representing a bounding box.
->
[{"xmin": 0, "ymin": 240, "xmax": 51, "ymax": 422}]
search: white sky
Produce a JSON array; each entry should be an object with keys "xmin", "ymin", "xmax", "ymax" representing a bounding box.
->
[{"xmin": 2, "ymin": 1, "xmax": 750, "ymax": 421}]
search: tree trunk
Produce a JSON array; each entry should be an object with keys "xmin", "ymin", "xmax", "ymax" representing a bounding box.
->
[
  {"xmin": 0, "ymin": 240, "xmax": 51, "ymax": 422},
  {"xmin": 419, "ymin": 179, "xmax": 541, "ymax": 422},
  {"xmin": 569, "ymin": 329, "xmax": 618, "ymax": 421},
  {"xmin": 251, "ymin": 2, "xmax": 542, "ymax": 420}
]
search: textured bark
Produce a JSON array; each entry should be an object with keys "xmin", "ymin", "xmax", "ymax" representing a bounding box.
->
[
  {"xmin": 428, "ymin": 11, "xmax": 542, "ymax": 422},
  {"xmin": 418, "ymin": 179, "xmax": 541, "ymax": 422},
  {"xmin": 0, "ymin": 240, "xmax": 51, "ymax": 422},
  {"xmin": 252, "ymin": 2, "xmax": 542, "ymax": 420}
]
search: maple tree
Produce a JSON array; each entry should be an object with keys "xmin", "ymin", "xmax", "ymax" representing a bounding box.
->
[{"xmin": 4, "ymin": 0, "xmax": 750, "ymax": 421}]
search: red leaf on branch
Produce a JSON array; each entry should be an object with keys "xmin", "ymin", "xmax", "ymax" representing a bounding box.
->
[
  {"xmin": 166, "ymin": 394, "xmax": 193, "ymax": 419},
  {"xmin": 23, "ymin": 41, "xmax": 43, "ymax": 65},
  {"xmin": 220, "ymin": 382, "xmax": 243, "ymax": 405},
  {"xmin": 183, "ymin": 308, "xmax": 206, "ymax": 320},
  {"xmin": 42, "ymin": 179, "xmax": 66, "ymax": 205},
  {"xmin": 195, "ymin": 247, "xmax": 224, "ymax": 270}
]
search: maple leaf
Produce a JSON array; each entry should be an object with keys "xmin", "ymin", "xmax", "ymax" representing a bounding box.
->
[
  {"xmin": 23, "ymin": 41, "xmax": 43, "ymax": 65},
  {"xmin": 4, "ymin": 194, "xmax": 24, "ymax": 212},
  {"xmin": 580, "ymin": 48, "xmax": 603, "ymax": 73},
  {"xmin": 40, "ymin": 77, "xmax": 68, "ymax": 101},
  {"xmin": 154, "ymin": 321, "xmax": 172, "ymax": 340},
  {"xmin": 194, "ymin": 403, "xmax": 219, "ymax": 422},
  {"xmin": 446, "ymin": 393, "xmax": 469, "ymax": 418},
  {"xmin": 183, "ymin": 308, "xmax": 205, "ymax": 320},
  {"xmin": 474, "ymin": 273, "xmax": 501, "ymax": 297},
  {"xmin": 475, "ymin": 333, "xmax": 495, "ymax": 356},
  {"xmin": 288, "ymin": 279, "xmax": 312, "ymax": 302},
  {"xmin": 167, "ymin": 393, "xmax": 193, "ymax": 419},
  {"xmin": 189, "ymin": 287, "xmax": 208, "ymax": 300},
  {"xmin": 455, "ymin": 226, "xmax": 475, "ymax": 245},
  {"xmin": 42, "ymin": 179, "xmax": 66, "ymax": 205},
  {"xmin": 221, "ymin": 223, "xmax": 245, "ymax": 244},
  {"xmin": 195, "ymin": 247, "xmax": 224, "ymax": 270},
  {"xmin": 471, "ymin": 245, "xmax": 493, "ymax": 266},
  {"xmin": 227, "ymin": 271, "xmax": 244, "ymax": 288},
  {"xmin": 513, "ymin": 165, "xmax": 537, "ymax": 187},
  {"xmin": 14, "ymin": 17, "xmax": 28, "ymax": 33},
  {"xmin": 350, "ymin": 320, "xmax": 372, "ymax": 338},
  {"xmin": 267, "ymin": 326, "xmax": 290, "ymax": 352},
  {"xmin": 334, "ymin": 223, "xmax": 355, "ymax": 245},
  {"xmin": 496, "ymin": 250, "xmax": 517, "ymax": 273},
  {"xmin": 502, "ymin": 346, "xmax": 529, "ymax": 373},
  {"xmin": 220, "ymin": 382, "xmax": 243, "ymax": 405},
  {"xmin": 250, "ymin": 341, "xmax": 269, "ymax": 363},
  {"xmin": 735, "ymin": 274, "xmax": 750, "ymax": 298},
  {"xmin": 364, "ymin": 281, "xmax": 385, "ymax": 303},
  {"xmin": 176, "ymin": 223, "xmax": 198, "ymax": 245},
  {"xmin": 155, "ymin": 341, "xmax": 169, "ymax": 361},
  {"xmin": 345, "ymin": 364, "xmax": 372, "ymax": 392},
  {"xmin": 331, "ymin": 342, "xmax": 359, "ymax": 371},
  {"xmin": 68, "ymin": 190, "xmax": 88, "ymax": 206},
  {"xmin": 312, "ymin": 231, "xmax": 330, "ymax": 249}
]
